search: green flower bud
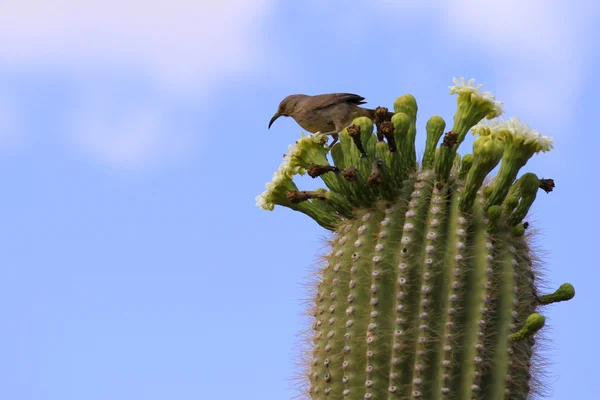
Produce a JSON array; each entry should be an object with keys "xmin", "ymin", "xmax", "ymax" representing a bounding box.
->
[
  {"xmin": 423, "ymin": 116, "xmax": 446, "ymax": 168},
  {"xmin": 485, "ymin": 118, "xmax": 553, "ymax": 210},
  {"xmin": 510, "ymin": 313, "xmax": 545, "ymax": 342},
  {"xmin": 459, "ymin": 135, "xmax": 504, "ymax": 211},
  {"xmin": 458, "ymin": 154, "xmax": 473, "ymax": 180},
  {"xmin": 538, "ymin": 283, "xmax": 575, "ymax": 305},
  {"xmin": 486, "ymin": 205, "xmax": 502, "ymax": 233},
  {"xmin": 449, "ymin": 77, "xmax": 504, "ymax": 145},
  {"xmin": 508, "ymin": 173, "xmax": 540, "ymax": 226}
]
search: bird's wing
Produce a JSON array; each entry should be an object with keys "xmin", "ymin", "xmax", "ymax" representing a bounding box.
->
[{"xmin": 311, "ymin": 93, "xmax": 367, "ymax": 110}]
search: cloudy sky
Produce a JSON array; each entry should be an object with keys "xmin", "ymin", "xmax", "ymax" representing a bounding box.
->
[{"xmin": 1, "ymin": 1, "xmax": 599, "ymax": 399}]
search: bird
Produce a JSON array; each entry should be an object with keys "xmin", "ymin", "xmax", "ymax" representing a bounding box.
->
[{"xmin": 268, "ymin": 93, "xmax": 393, "ymax": 147}]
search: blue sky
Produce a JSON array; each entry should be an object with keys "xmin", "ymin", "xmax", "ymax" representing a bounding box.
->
[{"xmin": 1, "ymin": 1, "xmax": 599, "ymax": 399}]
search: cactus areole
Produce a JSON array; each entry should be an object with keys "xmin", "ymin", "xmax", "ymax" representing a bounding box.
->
[{"xmin": 257, "ymin": 78, "xmax": 574, "ymax": 400}]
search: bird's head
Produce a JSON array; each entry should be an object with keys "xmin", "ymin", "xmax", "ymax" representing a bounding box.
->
[{"xmin": 268, "ymin": 94, "xmax": 305, "ymax": 129}]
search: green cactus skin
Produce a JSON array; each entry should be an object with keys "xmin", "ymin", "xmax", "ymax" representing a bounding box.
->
[{"xmin": 257, "ymin": 78, "xmax": 573, "ymax": 399}]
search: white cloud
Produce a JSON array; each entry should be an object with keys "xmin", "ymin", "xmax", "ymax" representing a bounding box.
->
[
  {"xmin": 3, "ymin": 0, "xmax": 596, "ymax": 167},
  {"xmin": 0, "ymin": 0, "xmax": 275, "ymax": 167},
  {"xmin": 63, "ymin": 87, "xmax": 189, "ymax": 170},
  {"xmin": 438, "ymin": 0, "xmax": 596, "ymax": 121},
  {"xmin": 0, "ymin": 1, "xmax": 273, "ymax": 91},
  {"xmin": 373, "ymin": 0, "xmax": 597, "ymax": 122},
  {"xmin": 441, "ymin": 0, "xmax": 567, "ymax": 54}
]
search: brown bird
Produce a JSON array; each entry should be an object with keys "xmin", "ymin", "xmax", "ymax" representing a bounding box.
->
[{"xmin": 268, "ymin": 93, "xmax": 391, "ymax": 147}]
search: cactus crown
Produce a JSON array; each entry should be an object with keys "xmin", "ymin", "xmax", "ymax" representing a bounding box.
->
[{"xmin": 258, "ymin": 78, "xmax": 573, "ymax": 400}]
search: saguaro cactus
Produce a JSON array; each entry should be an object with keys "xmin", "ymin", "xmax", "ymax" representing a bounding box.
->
[{"xmin": 257, "ymin": 78, "xmax": 574, "ymax": 400}]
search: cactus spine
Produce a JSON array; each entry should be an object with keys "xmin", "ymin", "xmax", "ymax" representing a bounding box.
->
[{"xmin": 257, "ymin": 78, "xmax": 574, "ymax": 399}]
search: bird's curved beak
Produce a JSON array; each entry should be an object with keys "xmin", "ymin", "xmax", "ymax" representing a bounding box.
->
[{"xmin": 268, "ymin": 113, "xmax": 281, "ymax": 129}]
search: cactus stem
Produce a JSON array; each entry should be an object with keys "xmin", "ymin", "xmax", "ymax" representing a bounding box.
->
[
  {"xmin": 481, "ymin": 234, "xmax": 517, "ymax": 400},
  {"xmin": 311, "ymin": 224, "xmax": 356, "ymax": 398},
  {"xmin": 410, "ymin": 182, "xmax": 451, "ymax": 399},
  {"xmin": 395, "ymin": 173, "xmax": 435, "ymax": 394},
  {"xmin": 343, "ymin": 209, "xmax": 384, "ymax": 399},
  {"xmin": 454, "ymin": 195, "xmax": 493, "ymax": 399},
  {"xmin": 430, "ymin": 180, "xmax": 463, "ymax": 399},
  {"xmin": 365, "ymin": 203, "xmax": 406, "ymax": 400},
  {"xmin": 505, "ymin": 235, "xmax": 538, "ymax": 398},
  {"xmin": 469, "ymin": 200, "xmax": 497, "ymax": 399},
  {"xmin": 326, "ymin": 228, "xmax": 357, "ymax": 397},
  {"xmin": 445, "ymin": 207, "xmax": 474, "ymax": 397},
  {"xmin": 362, "ymin": 201, "xmax": 409, "ymax": 398}
]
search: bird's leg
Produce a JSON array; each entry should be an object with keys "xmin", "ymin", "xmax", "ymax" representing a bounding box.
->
[
  {"xmin": 329, "ymin": 133, "xmax": 339, "ymax": 148},
  {"xmin": 324, "ymin": 121, "xmax": 345, "ymax": 148},
  {"xmin": 319, "ymin": 130, "xmax": 341, "ymax": 148}
]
